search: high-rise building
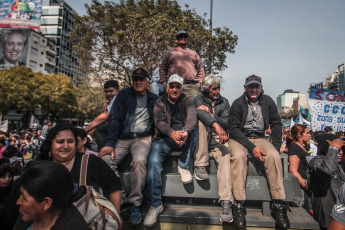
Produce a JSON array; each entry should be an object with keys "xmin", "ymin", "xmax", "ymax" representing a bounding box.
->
[
  {"xmin": 277, "ymin": 89, "xmax": 308, "ymax": 117},
  {"xmin": 40, "ymin": 0, "xmax": 85, "ymax": 83},
  {"xmin": 277, "ymin": 89, "xmax": 299, "ymax": 111}
]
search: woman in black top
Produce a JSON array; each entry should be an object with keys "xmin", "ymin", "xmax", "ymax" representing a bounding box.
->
[
  {"xmin": 287, "ymin": 124, "xmax": 312, "ymax": 212},
  {"xmin": 37, "ymin": 124, "xmax": 122, "ymax": 226}
]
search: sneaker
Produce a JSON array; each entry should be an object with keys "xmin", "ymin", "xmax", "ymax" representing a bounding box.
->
[
  {"xmin": 178, "ymin": 166, "xmax": 193, "ymax": 184},
  {"xmin": 194, "ymin": 166, "xmax": 209, "ymax": 180},
  {"xmin": 232, "ymin": 203, "xmax": 246, "ymax": 228},
  {"xmin": 220, "ymin": 200, "xmax": 233, "ymax": 223},
  {"xmin": 143, "ymin": 204, "xmax": 164, "ymax": 227},
  {"xmin": 129, "ymin": 205, "xmax": 142, "ymax": 225},
  {"xmin": 271, "ymin": 204, "xmax": 290, "ymax": 229}
]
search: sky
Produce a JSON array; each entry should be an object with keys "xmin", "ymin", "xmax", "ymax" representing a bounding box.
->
[{"xmin": 65, "ymin": 0, "xmax": 345, "ymax": 103}]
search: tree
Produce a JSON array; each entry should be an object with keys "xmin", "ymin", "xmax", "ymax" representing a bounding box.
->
[
  {"xmin": 76, "ymin": 85, "xmax": 105, "ymax": 121},
  {"xmin": 71, "ymin": 0, "xmax": 238, "ymax": 86},
  {"xmin": 0, "ymin": 67, "xmax": 79, "ymax": 124},
  {"xmin": 30, "ymin": 73, "xmax": 79, "ymax": 124}
]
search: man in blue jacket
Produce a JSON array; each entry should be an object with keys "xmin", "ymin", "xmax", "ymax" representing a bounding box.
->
[
  {"xmin": 99, "ymin": 68, "xmax": 158, "ymax": 225},
  {"xmin": 228, "ymin": 75, "xmax": 289, "ymax": 229}
]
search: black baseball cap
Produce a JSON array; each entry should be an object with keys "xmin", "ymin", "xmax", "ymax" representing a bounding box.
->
[
  {"xmin": 176, "ymin": 30, "xmax": 188, "ymax": 38},
  {"xmin": 131, "ymin": 68, "xmax": 150, "ymax": 80},
  {"xmin": 245, "ymin": 75, "xmax": 262, "ymax": 86}
]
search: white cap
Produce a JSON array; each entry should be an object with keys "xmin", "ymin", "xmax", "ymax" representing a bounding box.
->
[{"xmin": 168, "ymin": 74, "xmax": 184, "ymax": 86}]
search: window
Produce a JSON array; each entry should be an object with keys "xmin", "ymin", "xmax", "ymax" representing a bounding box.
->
[
  {"xmin": 31, "ymin": 47, "xmax": 38, "ymax": 55},
  {"xmin": 32, "ymin": 34, "xmax": 39, "ymax": 43},
  {"xmin": 29, "ymin": 60, "xmax": 37, "ymax": 68}
]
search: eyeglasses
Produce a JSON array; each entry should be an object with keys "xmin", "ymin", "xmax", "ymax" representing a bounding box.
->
[
  {"xmin": 132, "ymin": 77, "xmax": 146, "ymax": 82},
  {"xmin": 247, "ymin": 84, "xmax": 261, "ymax": 89},
  {"xmin": 177, "ymin": 35, "xmax": 188, "ymax": 40},
  {"xmin": 168, "ymin": 84, "xmax": 182, "ymax": 89}
]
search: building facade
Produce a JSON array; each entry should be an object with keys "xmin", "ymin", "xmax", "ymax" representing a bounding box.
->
[
  {"xmin": 311, "ymin": 64, "xmax": 345, "ymax": 92},
  {"xmin": 277, "ymin": 89, "xmax": 308, "ymax": 117},
  {"xmin": 40, "ymin": 0, "xmax": 86, "ymax": 83},
  {"xmin": 26, "ymin": 29, "xmax": 56, "ymax": 74},
  {"xmin": 277, "ymin": 89, "xmax": 300, "ymax": 111}
]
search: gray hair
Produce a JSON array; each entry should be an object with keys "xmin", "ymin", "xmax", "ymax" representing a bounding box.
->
[
  {"xmin": 201, "ymin": 74, "xmax": 222, "ymax": 92},
  {"xmin": 2, "ymin": 29, "xmax": 28, "ymax": 49}
]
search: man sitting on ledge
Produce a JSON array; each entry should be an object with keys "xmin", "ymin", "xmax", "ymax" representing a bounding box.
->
[
  {"xmin": 228, "ymin": 75, "xmax": 290, "ymax": 229},
  {"xmin": 193, "ymin": 74, "xmax": 234, "ymax": 223},
  {"xmin": 143, "ymin": 74, "xmax": 198, "ymax": 227}
]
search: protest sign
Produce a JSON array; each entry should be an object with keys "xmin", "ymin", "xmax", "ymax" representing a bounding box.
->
[{"xmin": 308, "ymin": 87, "xmax": 345, "ymax": 132}]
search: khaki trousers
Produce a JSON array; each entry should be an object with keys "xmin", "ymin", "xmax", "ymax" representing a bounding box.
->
[
  {"xmin": 228, "ymin": 138, "xmax": 285, "ymax": 201},
  {"xmin": 102, "ymin": 136, "xmax": 152, "ymax": 207},
  {"xmin": 183, "ymin": 82, "xmax": 200, "ymax": 99},
  {"xmin": 194, "ymin": 121, "xmax": 233, "ymax": 202}
]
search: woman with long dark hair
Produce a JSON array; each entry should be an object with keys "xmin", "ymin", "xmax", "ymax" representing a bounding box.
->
[
  {"xmin": 286, "ymin": 124, "xmax": 312, "ymax": 213},
  {"xmin": 36, "ymin": 123, "xmax": 122, "ymax": 228}
]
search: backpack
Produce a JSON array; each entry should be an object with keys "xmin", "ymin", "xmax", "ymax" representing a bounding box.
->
[{"xmin": 73, "ymin": 154, "xmax": 122, "ymax": 230}]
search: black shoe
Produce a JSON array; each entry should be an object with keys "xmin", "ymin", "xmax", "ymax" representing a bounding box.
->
[
  {"xmin": 232, "ymin": 203, "xmax": 246, "ymax": 228},
  {"xmin": 271, "ymin": 204, "xmax": 290, "ymax": 229}
]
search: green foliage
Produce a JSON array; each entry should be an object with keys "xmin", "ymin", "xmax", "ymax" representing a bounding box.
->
[
  {"xmin": 0, "ymin": 67, "xmax": 79, "ymax": 124},
  {"xmin": 76, "ymin": 85, "xmax": 105, "ymax": 121},
  {"xmin": 71, "ymin": 0, "xmax": 238, "ymax": 87}
]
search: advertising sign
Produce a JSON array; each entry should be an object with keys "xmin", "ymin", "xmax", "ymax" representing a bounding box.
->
[
  {"xmin": 0, "ymin": 28, "xmax": 29, "ymax": 69},
  {"xmin": 308, "ymin": 87, "xmax": 345, "ymax": 132},
  {"xmin": 0, "ymin": 0, "xmax": 42, "ymax": 29}
]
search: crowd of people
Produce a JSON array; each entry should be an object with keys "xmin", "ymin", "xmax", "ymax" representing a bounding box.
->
[{"xmin": 1, "ymin": 30, "xmax": 345, "ymax": 230}]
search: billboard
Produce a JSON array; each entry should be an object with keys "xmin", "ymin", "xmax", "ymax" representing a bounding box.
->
[
  {"xmin": 0, "ymin": 28, "xmax": 29, "ymax": 69},
  {"xmin": 0, "ymin": 0, "xmax": 42, "ymax": 29}
]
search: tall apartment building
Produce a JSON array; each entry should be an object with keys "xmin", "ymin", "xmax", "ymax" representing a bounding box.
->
[
  {"xmin": 40, "ymin": 0, "xmax": 86, "ymax": 83},
  {"xmin": 277, "ymin": 89, "xmax": 308, "ymax": 116},
  {"xmin": 277, "ymin": 89, "xmax": 299, "ymax": 111}
]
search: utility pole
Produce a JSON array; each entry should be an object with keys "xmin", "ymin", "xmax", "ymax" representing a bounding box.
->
[
  {"xmin": 210, "ymin": 0, "xmax": 213, "ymax": 32},
  {"xmin": 209, "ymin": 0, "xmax": 213, "ymax": 74}
]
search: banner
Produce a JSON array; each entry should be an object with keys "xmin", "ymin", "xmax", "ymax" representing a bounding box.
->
[
  {"xmin": 1, "ymin": 119, "xmax": 8, "ymax": 132},
  {"xmin": 0, "ymin": 28, "xmax": 29, "ymax": 69},
  {"xmin": 310, "ymin": 86, "xmax": 345, "ymax": 102},
  {"xmin": 308, "ymin": 98, "xmax": 345, "ymax": 132},
  {"xmin": 0, "ymin": 0, "xmax": 42, "ymax": 29}
]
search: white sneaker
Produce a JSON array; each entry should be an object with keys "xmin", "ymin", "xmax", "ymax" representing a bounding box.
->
[
  {"xmin": 178, "ymin": 166, "xmax": 192, "ymax": 184},
  {"xmin": 143, "ymin": 204, "xmax": 164, "ymax": 227}
]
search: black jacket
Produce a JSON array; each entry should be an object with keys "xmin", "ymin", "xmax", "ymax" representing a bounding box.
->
[
  {"xmin": 308, "ymin": 147, "xmax": 345, "ymax": 228},
  {"xmin": 194, "ymin": 92, "xmax": 230, "ymax": 131},
  {"xmin": 229, "ymin": 93, "xmax": 282, "ymax": 152},
  {"xmin": 13, "ymin": 204, "xmax": 87, "ymax": 230}
]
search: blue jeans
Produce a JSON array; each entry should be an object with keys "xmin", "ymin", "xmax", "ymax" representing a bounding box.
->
[{"xmin": 146, "ymin": 129, "xmax": 197, "ymax": 207}]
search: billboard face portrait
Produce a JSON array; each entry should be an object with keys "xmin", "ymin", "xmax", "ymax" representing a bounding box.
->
[{"xmin": 0, "ymin": 28, "xmax": 29, "ymax": 69}]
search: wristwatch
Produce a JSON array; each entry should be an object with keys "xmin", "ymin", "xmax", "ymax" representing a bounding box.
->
[{"xmin": 181, "ymin": 127, "xmax": 190, "ymax": 134}]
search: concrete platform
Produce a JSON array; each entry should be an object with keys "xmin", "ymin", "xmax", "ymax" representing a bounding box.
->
[{"xmin": 121, "ymin": 204, "xmax": 319, "ymax": 229}]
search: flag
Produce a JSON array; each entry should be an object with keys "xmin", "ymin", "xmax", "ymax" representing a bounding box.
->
[
  {"xmin": 301, "ymin": 114, "xmax": 311, "ymax": 127},
  {"xmin": 290, "ymin": 117, "xmax": 296, "ymax": 130},
  {"xmin": 300, "ymin": 106, "xmax": 307, "ymax": 116},
  {"xmin": 295, "ymin": 115, "xmax": 300, "ymax": 124}
]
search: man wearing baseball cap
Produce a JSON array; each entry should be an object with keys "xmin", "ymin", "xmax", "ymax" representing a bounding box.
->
[
  {"xmin": 99, "ymin": 67, "xmax": 158, "ymax": 226},
  {"xmin": 143, "ymin": 74, "xmax": 198, "ymax": 227},
  {"xmin": 228, "ymin": 75, "xmax": 289, "ymax": 229},
  {"xmin": 159, "ymin": 30, "xmax": 205, "ymax": 98}
]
